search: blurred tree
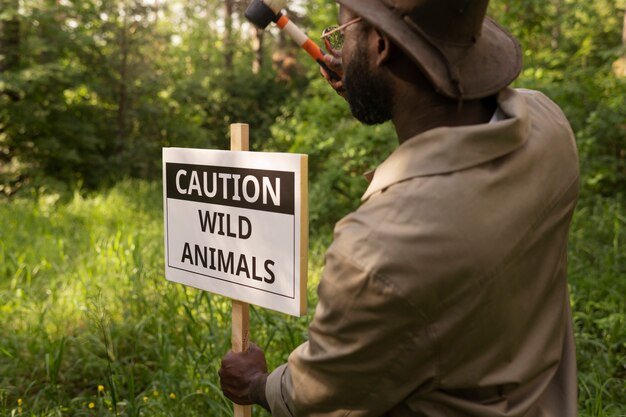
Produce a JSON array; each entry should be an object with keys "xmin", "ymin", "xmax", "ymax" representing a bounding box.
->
[
  {"xmin": 251, "ymin": 25, "xmax": 264, "ymax": 73},
  {"xmin": 613, "ymin": 5, "xmax": 626, "ymax": 76},
  {"xmin": 0, "ymin": 0, "xmax": 623, "ymax": 202},
  {"xmin": 0, "ymin": 0, "xmax": 190, "ymax": 190},
  {"xmin": 489, "ymin": 0, "xmax": 626, "ymax": 196},
  {"xmin": 0, "ymin": 0, "xmax": 20, "ymax": 72},
  {"xmin": 224, "ymin": 0, "xmax": 234, "ymax": 70},
  {"xmin": 0, "ymin": 0, "xmax": 21, "ymax": 193}
]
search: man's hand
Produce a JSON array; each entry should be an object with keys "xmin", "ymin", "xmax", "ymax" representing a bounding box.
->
[
  {"xmin": 321, "ymin": 53, "xmax": 346, "ymax": 98},
  {"xmin": 219, "ymin": 343, "xmax": 270, "ymax": 411}
]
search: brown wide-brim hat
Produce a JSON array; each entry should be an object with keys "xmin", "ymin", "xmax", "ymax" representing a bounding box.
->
[{"xmin": 336, "ymin": 0, "xmax": 523, "ymax": 100}]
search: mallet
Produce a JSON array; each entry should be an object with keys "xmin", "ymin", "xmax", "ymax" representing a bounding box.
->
[{"xmin": 245, "ymin": 0, "xmax": 342, "ymax": 80}]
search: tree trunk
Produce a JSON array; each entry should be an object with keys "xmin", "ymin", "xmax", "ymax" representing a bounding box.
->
[
  {"xmin": 550, "ymin": 0, "xmax": 562, "ymax": 50},
  {"xmin": 614, "ymin": 8, "xmax": 626, "ymax": 77},
  {"xmin": 224, "ymin": 0, "xmax": 234, "ymax": 70},
  {"xmin": 251, "ymin": 26, "xmax": 263, "ymax": 73},
  {"xmin": 622, "ymin": 8, "xmax": 626, "ymax": 49},
  {"xmin": 0, "ymin": 0, "xmax": 20, "ymax": 72},
  {"xmin": 117, "ymin": 4, "xmax": 130, "ymax": 151}
]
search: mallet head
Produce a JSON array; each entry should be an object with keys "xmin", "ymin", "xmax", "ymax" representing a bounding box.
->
[{"xmin": 245, "ymin": 0, "xmax": 287, "ymax": 29}]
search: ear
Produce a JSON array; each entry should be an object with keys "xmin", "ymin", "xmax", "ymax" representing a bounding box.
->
[{"xmin": 373, "ymin": 29, "xmax": 393, "ymax": 67}]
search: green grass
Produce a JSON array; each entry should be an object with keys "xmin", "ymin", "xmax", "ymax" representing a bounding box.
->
[
  {"xmin": 0, "ymin": 181, "xmax": 320, "ymax": 417},
  {"xmin": 0, "ymin": 180, "xmax": 624, "ymax": 416},
  {"xmin": 568, "ymin": 197, "xmax": 626, "ymax": 416}
]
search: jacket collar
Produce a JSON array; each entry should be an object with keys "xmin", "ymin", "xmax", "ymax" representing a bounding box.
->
[{"xmin": 362, "ymin": 88, "xmax": 530, "ymax": 201}]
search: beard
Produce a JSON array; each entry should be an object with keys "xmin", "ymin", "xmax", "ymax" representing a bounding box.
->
[{"xmin": 344, "ymin": 47, "xmax": 393, "ymax": 125}]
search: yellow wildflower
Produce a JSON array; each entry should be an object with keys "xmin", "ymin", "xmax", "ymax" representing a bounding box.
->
[
  {"xmin": 169, "ymin": 393, "xmax": 176, "ymax": 400},
  {"xmin": 152, "ymin": 391, "xmax": 159, "ymax": 397},
  {"xmin": 98, "ymin": 385, "xmax": 105, "ymax": 393},
  {"xmin": 143, "ymin": 396, "xmax": 149, "ymax": 403},
  {"xmin": 17, "ymin": 399, "xmax": 23, "ymax": 407},
  {"xmin": 88, "ymin": 402, "xmax": 95, "ymax": 409}
]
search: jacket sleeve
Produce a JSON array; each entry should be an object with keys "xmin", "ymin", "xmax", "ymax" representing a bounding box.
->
[{"xmin": 265, "ymin": 246, "xmax": 437, "ymax": 417}]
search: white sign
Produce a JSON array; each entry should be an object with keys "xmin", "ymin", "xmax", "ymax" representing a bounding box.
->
[{"xmin": 162, "ymin": 148, "xmax": 308, "ymax": 316}]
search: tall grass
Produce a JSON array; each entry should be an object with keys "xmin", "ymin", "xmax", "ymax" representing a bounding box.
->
[
  {"xmin": 0, "ymin": 181, "xmax": 320, "ymax": 417},
  {"xmin": 0, "ymin": 181, "xmax": 624, "ymax": 416},
  {"xmin": 568, "ymin": 196, "xmax": 626, "ymax": 416}
]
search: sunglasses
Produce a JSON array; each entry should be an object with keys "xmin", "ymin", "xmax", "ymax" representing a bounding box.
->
[{"xmin": 321, "ymin": 17, "xmax": 363, "ymax": 52}]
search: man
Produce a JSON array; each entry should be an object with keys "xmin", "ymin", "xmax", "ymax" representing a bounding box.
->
[{"xmin": 219, "ymin": 0, "xmax": 579, "ymax": 416}]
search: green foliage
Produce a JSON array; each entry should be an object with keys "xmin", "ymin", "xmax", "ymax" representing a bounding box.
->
[
  {"xmin": 1, "ymin": 0, "xmax": 186, "ymax": 188},
  {"xmin": 0, "ymin": 180, "xmax": 320, "ymax": 417},
  {"xmin": 2, "ymin": 0, "xmax": 622, "ymax": 197},
  {"xmin": 490, "ymin": 0, "xmax": 626, "ymax": 196},
  {"xmin": 576, "ymin": 76, "xmax": 626, "ymax": 197},
  {"xmin": 568, "ymin": 196, "xmax": 626, "ymax": 416},
  {"xmin": 0, "ymin": 0, "xmax": 297, "ymax": 191}
]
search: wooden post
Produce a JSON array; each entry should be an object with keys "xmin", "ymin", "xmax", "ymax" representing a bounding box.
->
[{"xmin": 230, "ymin": 123, "xmax": 252, "ymax": 417}]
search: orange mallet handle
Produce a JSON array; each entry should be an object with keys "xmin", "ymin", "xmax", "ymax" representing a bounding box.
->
[{"xmin": 276, "ymin": 14, "xmax": 342, "ymax": 80}]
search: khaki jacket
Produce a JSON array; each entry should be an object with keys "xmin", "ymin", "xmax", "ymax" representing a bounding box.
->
[{"xmin": 266, "ymin": 89, "xmax": 579, "ymax": 416}]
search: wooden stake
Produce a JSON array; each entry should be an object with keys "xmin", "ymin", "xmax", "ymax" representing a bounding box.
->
[
  {"xmin": 230, "ymin": 123, "xmax": 249, "ymax": 153},
  {"xmin": 230, "ymin": 123, "xmax": 252, "ymax": 417}
]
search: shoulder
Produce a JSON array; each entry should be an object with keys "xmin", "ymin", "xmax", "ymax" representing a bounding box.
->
[
  {"xmin": 512, "ymin": 88, "xmax": 579, "ymax": 187},
  {"xmin": 515, "ymin": 88, "xmax": 575, "ymax": 135}
]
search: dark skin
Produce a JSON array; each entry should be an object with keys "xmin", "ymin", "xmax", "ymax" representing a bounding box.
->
[
  {"xmin": 218, "ymin": 5, "xmax": 497, "ymax": 411},
  {"xmin": 218, "ymin": 343, "xmax": 270, "ymax": 410}
]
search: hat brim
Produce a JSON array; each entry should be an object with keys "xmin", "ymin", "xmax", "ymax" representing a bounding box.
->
[{"xmin": 337, "ymin": 0, "xmax": 522, "ymax": 99}]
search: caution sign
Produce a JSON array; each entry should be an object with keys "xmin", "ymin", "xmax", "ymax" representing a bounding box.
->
[{"xmin": 163, "ymin": 148, "xmax": 308, "ymax": 316}]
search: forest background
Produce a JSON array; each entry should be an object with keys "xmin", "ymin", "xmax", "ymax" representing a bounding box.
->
[{"xmin": 0, "ymin": 0, "xmax": 625, "ymax": 416}]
